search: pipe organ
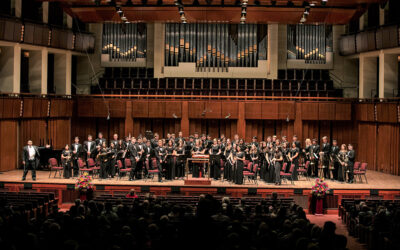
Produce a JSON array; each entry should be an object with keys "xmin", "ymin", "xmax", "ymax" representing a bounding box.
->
[
  {"xmin": 102, "ymin": 23, "xmax": 147, "ymax": 61},
  {"xmin": 165, "ymin": 23, "xmax": 267, "ymax": 69},
  {"xmin": 287, "ymin": 24, "xmax": 332, "ymax": 64}
]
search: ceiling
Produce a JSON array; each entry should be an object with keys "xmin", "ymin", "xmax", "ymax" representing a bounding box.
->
[{"xmin": 40, "ymin": 0, "xmax": 388, "ymax": 24}]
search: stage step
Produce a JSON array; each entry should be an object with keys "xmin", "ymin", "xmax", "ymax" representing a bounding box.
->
[{"xmin": 184, "ymin": 178, "xmax": 212, "ymax": 186}]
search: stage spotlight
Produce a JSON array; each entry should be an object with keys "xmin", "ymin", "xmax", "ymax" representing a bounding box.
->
[
  {"xmin": 271, "ymin": 0, "xmax": 276, "ymax": 6},
  {"xmin": 287, "ymin": 1, "xmax": 294, "ymax": 7},
  {"xmin": 321, "ymin": 0, "xmax": 328, "ymax": 6}
]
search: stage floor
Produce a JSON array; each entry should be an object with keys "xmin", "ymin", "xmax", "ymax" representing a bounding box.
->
[{"xmin": 1, "ymin": 169, "xmax": 400, "ymax": 190}]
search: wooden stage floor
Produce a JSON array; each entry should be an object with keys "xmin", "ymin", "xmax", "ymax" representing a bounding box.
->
[{"xmin": 1, "ymin": 169, "xmax": 400, "ymax": 190}]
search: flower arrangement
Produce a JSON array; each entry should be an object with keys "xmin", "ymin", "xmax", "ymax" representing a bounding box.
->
[
  {"xmin": 311, "ymin": 178, "xmax": 330, "ymax": 198},
  {"xmin": 75, "ymin": 172, "xmax": 93, "ymax": 190}
]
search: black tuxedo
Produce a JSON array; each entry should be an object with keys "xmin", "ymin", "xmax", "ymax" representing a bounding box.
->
[
  {"xmin": 321, "ymin": 142, "xmax": 331, "ymax": 179},
  {"xmin": 83, "ymin": 141, "xmax": 96, "ymax": 159},
  {"xmin": 311, "ymin": 144, "xmax": 320, "ymax": 177},
  {"xmin": 331, "ymin": 145, "xmax": 340, "ymax": 180},
  {"xmin": 22, "ymin": 145, "xmax": 41, "ymax": 180},
  {"xmin": 71, "ymin": 143, "xmax": 83, "ymax": 177},
  {"xmin": 95, "ymin": 138, "xmax": 107, "ymax": 146}
]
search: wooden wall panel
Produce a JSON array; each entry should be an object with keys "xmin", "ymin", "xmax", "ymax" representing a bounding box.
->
[
  {"xmin": 301, "ymin": 103, "xmax": 319, "ymax": 120},
  {"xmin": 91, "ymin": 99, "xmax": 109, "ymax": 118},
  {"xmin": 356, "ymin": 104, "xmax": 375, "ymax": 121},
  {"xmin": 71, "ymin": 117, "xmax": 96, "ymax": 142},
  {"xmin": 48, "ymin": 119, "xmax": 71, "ymax": 150},
  {"xmin": 377, "ymin": 103, "xmax": 397, "ymax": 123},
  {"xmin": 302, "ymin": 121, "xmax": 319, "ymax": 141},
  {"xmin": 1, "ymin": 99, "xmax": 21, "ymax": 119},
  {"xmin": 132, "ymin": 101, "xmax": 149, "ymax": 118},
  {"xmin": 276, "ymin": 121, "xmax": 295, "ymax": 141},
  {"xmin": 278, "ymin": 102, "xmax": 296, "ymax": 120},
  {"xmin": 165, "ymin": 102, "xmax": 182, "ymax": 118},
  {"xmin": 109, "ymin": 100, "xmax": 126, "ymax": 118},
  {"xmin": 245, "ymin": 103, "xmax": 262, "ymax": 119},
  {"xmin": 189, "ymin": 119, "xmax": 208, "ymax": 135},
  {"xmin": 318, "ymin": 103, "xmax": 336, "ymax": 120},
  {"xmin": 133, "ymin": 118, "xmax": 181, "ymax": 138},
  {"xmin": 357, "ymin": 122, "xmax": 377, "ymax": 171},
  {"xmin": 22, "ymin": 98, "xmax": 48, "ymax": 118},
  {"xmin": 205, "ymin": 102, "xmax": 222, "ymax": 119},
  {"xmin": 22, "ymin": 98, "xmax": 34, "ymax": 118},
  {"xmin": 220, "ymin": 119, "xmax": 237, "ymax": 139},
  {"xmin": 0, "ymin": 120, "xmax": 18, "ymax": 171},
  {"xmin": 19, "ymin": 120, "xmax": 47, "ymax": 148},
  {"xmin": 76, "ymin": 99, "xmax": 94, "ymax": 117},
  {"xmin": 335, "ymin": 103, "xmax": 352, "ymax": 120},
  {"xmin": 262, "ymin": 102, "xmax": 278, "ymax": 119},
  {"xmin": 263, "ymin": 120, "xmax": 275, "ymax": 139},
  {"xmin": 222, "ymin": 102, "xmax": 238, "ymax": 119},
  {"xmin": 50, "ymin": 99, "xmax": 73, "ymax": 117},
  {"xmin": 331, "ymin": 121, "xmax": 358, "ymax": 148},
  {"xmin": 188, "ymin": 102, "xmax": 205, "ymax": 119},
  {"xmin": 376, "ymin": 124, "xmax": 400, "ymax": 175},
  {"xmin": 148, "ymin": 102, "xmax": 166, "ymax": 118},
  {"xmin": 245, "ymin": 120, "xmax": 264, "ymax": 142},
  {"xmin": 320, "ymin": 121, "xmax": 331, "ymax": 138}
]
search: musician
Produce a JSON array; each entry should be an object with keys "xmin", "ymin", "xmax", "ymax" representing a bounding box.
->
[
  {"xmin": 224, "ymin": 140, "xmax": 234, "ymax": 181},
  {"xmin": 273, "ymin": 147, "xmax": 283, "ymax": 186},
  {"xmin": 110, "ymin": 133, "xmax": 119, "ymax": 149},
  {"xmin": 151, "ymin": 133, "xmax": 159, "ymax": 149},
  {"xmin": 95, "ymin": 132, "xmax": 107, "ymax": 146},
  {"xmin": 186, "ymin": 136, "xmax": 195, "ymax": 173},
  {"xmin": 61, "ymin": 144, "xmax": 73, "ymax": 179},
  {"xmin": 281, "ymin": 136, "xmax": 288, "ymax": 146},
  {"xmin": 21, "ymin": 140, "xmax": 42, "ymax": 181},
  {"xmin": 165, "ymin": 139, "xmax": 176, "ymax": 180},
  {"xmin": 265, "ymin": 143, "xmax": 275, "ymax": 183},
  {"xmin": 144, "ymin": 140, "xmax": 153, "ymax": 178},
  {"xmin": 320, "ymin": 136, "xmax": 331, "ymax": 179},
  {"xmin": 289, "ymin": 142, "xmax": 300, "ymax": 181},
  {"xmin": 347, "ymin": 144, "xmax": 355, "ymax": 183},
  {"xmin": 209, "ymin": 139, "xmax": 221, "ymax": 180},
  {"xmin": 259, "ymin": 141, "xmax": 267, "ymax": 181},
  {"xmin": 192, "ymin": 139, "xmax": 205, "ymax": 178},
  {"xmin": 175, "ymin": 131, "xmax": 185, "ymax": 144},
  {"xmin": 272, "ymin": 135, "xmax": 277, "ymax": 146},
  {"xmin": 330, "ymin": 140, "xmax": 340, "ymax": 181},
  {"xmin": 310, "ymin": 139, "xmax": 320, "ymax": 177},
  {"xmin": 154, "ymin": 139, "xmax": 166, "ymax": 182},
  {"xmin": 71, "ymin": 136, "xmax": 83, "ymax": 177},
  {"xmin": 136, "ymin": 137, "xmax": 145, "ymax": 179},
  {"xmin": 175, "ymin": 140, "xmax": 186, "ymax": 179},
  {"xmin": 233, "ymin": 134, "xmax": 240, "ymax": 145},
  {"xmin": 234, "ymin": 145, "xmax": 245, "ymax": 185},
  {"xmin": 303, "ymin": 138, "xmax": 312, "ymax": 176},
  {"xmin": 337, "ymin": 144, "xmax": 348, "ymax": 182},
  {"xmin": 251, "ymin": 136, "xmax": 259, "ymax": 148},
  {"xmin": 128, "ymin": 138, "xmax": 140, "ymax": 181},
  {"xmin": 98, "ymin": 141, "xmax": 109, "ymax": 179},
  {"xmin": 292, "ymin": 135, "xmax": 301, "ymax": 149},
  {"xmin": 249, "ymin": 144, "xmax": 259, "ymax": 180},
  {"xmin": 83, "ymin": 135, "xmax": 96, "ymax": 161},
  {"xmin": 108, "ymin": 142, "xmax": 117, "ymax": 178}
]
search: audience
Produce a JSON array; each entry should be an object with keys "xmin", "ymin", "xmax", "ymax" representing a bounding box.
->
[{"xmin": 0, "ymin": 193, "xmax": 349, "ymax": 250}]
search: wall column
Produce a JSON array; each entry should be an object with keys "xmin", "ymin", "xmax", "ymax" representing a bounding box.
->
[
  {"xmin": 181, "ymin": 101, "xmax": 189, "ymax": 137},
  {"xmin": 66, "ymin": 51, "xmax": 72, "ymax": 95},
  {"xmin": 41, "ymin": 49, "xmax": 48, "ymax": 94},
  {"xmin": 153, "ymin": 22, "xmax": 165, "ymax": 78},
  {"xmin": 15, "ymin": 0, "xmax": 22, "ymax": 18},
  {"xmin": 125, "ymin": 101, "xmax": 133, "ymax": 136},
  {"xmin": 237, "ymin": 102, "xmax": 246, "ymax": 139},
  {"xmin": 42, "ymin": 2, "xmax": 49, "ymax": 23},
  {"xmin": 359, "ymin": 55, "xmax": 377, "ymax": 98},
  {"xmin": 13, "ymin": 45, "xmax": 21, "ymax": 93},
  {"xmin": 379, "ymin": 52, "xmax": 398, "ymax": 98},
  {"xmin": 28, "ymin": 51, "xmax": 43, "ymax": 93},
  {"xmin": 54, "ymin": 52, "xmax": 71, "ymax": 95}
]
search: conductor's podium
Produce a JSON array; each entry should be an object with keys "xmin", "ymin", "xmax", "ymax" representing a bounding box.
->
[{"xmin": 184, "ymin": 154, "xmax": 212, "ymax": 186}]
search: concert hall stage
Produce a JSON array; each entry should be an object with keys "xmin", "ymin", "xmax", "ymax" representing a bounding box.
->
[{"xmin": 1, "ymin": 170, "xmax": 400, "ymax": 209}]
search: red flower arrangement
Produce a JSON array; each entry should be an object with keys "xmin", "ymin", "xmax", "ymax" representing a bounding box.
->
[
  {"xmin": 311, "ymin": 178, "xmax": 330, "ymax": 198},
  {"xmin": 75, "ymin": 172, "xmax": 93, "ymax": 190}
]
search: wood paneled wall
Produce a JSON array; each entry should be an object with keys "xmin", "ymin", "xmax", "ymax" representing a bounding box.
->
[{"xmin": 1, "ymin": 97, "xmax": 400, "ymax": 176}]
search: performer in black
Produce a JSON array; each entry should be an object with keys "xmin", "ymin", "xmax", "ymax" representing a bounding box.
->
[
  {"xmin": 234, "ymin": 145, "xmax": 245, "ymax": 185},
  {"xmin": 83, "ymin": 135, "xmax": 96, "ymax": 162},
  {"xmin": 209, "ymin": 139, "xmax": 221, "ymax": 180},
  {"xmin": 310, "ymin": 139, "xmax": 320, "ymax": 177},
  {"xmin": 330, "ymin": 140, "xmax": 340, "ymax": 181},
  {"xmin": 175, "ymin": 140, "xmax": 186, "ymax": 179},
  {"xmin": 191, "ymin": 140, "xmax": 205, "ymax": 178},
  {"xmin": 337, "ymin": 144, "xmax": 348, "ymax": 182},
  {"xmin": 165, "ymin": 140, "xmax": 176, "ymax": 180},
  {"xmin": 289, "ymin": 142, "xmax": 299, "ymax": 180},
  {"xmin": 71, "ymin": 136, "xmax": 82, "ymax": 177},
  {"xmin": 128, "ymin": 138, "xmax": 139, "ymax": 181},
  {"xmin": 98, "ymin": 141, "xmax": 109, "ymax": 179},
  {"xmin": 303, "ymin": 138, "xmax": 312, "ymax": 176},
  {"xmin": 320, "ymin": 136, "xmax": 331, "ymax": 179},
  {"xmin": 95, "ymin": 132, "xmax": 106, "ymax": 146},
  {"xmin": 154, "ymin": 140, "xmax": 165, "ymax": 182},
  {"xmin": 273, "ymin": 147, "xmax": 283, "ymax": 185},
  {"xmin": 21, "ymin": 140, "xmax": 41, "ymax": 181},
  {"xmin": 347, "ymin": 144, "xmax": 355, "ymax": 183},
  {"xmin": 224, "ymin": 140, "xmax": 233, "ymax": 181},
  {"xmin": 108, "ymin": 142, "xmax": 117, "ymax": 178},
  {"xmin": 249, "ymin": 144, "xmax": 259, "ymax": 180},
  {"xmin": 61, "ymin": 144, "xmax": 73, "ymax": 179}
]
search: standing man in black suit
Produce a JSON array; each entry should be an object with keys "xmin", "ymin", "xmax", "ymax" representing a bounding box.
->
[
  {"xmin": 95, "ymin": 132, "xmax": 106, "ymax": 146},
  {"xmin": 110, "ymin": 133, "xmax": 119, "ymax": 148},
  {"xmin": 83, "ymin": 135, "xmax": 96, "ymax": 162},
  {"xmin": 22, "ymin": 140, "xmax": 41, "ymax": 181},
  {"xmin": 71, "ymin": 136, "xmax": 83, "ymax": 177},
  {"xmin": 320, "ymin": 136, "xmax": 331, "ymax": 179}
]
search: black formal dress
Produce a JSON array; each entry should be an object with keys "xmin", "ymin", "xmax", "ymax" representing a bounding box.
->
[
  {"xmin": 165, "ymin": 146, "xmax": 175, "ymax": 180},
  {"xmin": 337, "ymin": 151, "xmax": 347, "ymax": 182},
  {"xmin": 235, "ymin": 151, "xmax": 244, "ymax": 185},
  {"xmin": 290, "ymin": 147, "xmax": 300, "ymax": 181},
  {"xmin": 330, "ymin": 145, "xmax": 340, "ymax": 180},
  {"xmin": 274, "ymin": 151, "xmax": 283, "ymax": 185},
  {"xmin": 62, "ymin": 150, "xmax": 72, "ymax": 178},
  {"xmin": 175, "ymin": 146, "xmax": 185, "ymax": 178},
  {"xmin": 210, "ymin": 145, "xmax": 221, "ymax": 180},
  {"xmin": 224, "ymin": 148, "xmax": 233, "ymax": 181}
]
